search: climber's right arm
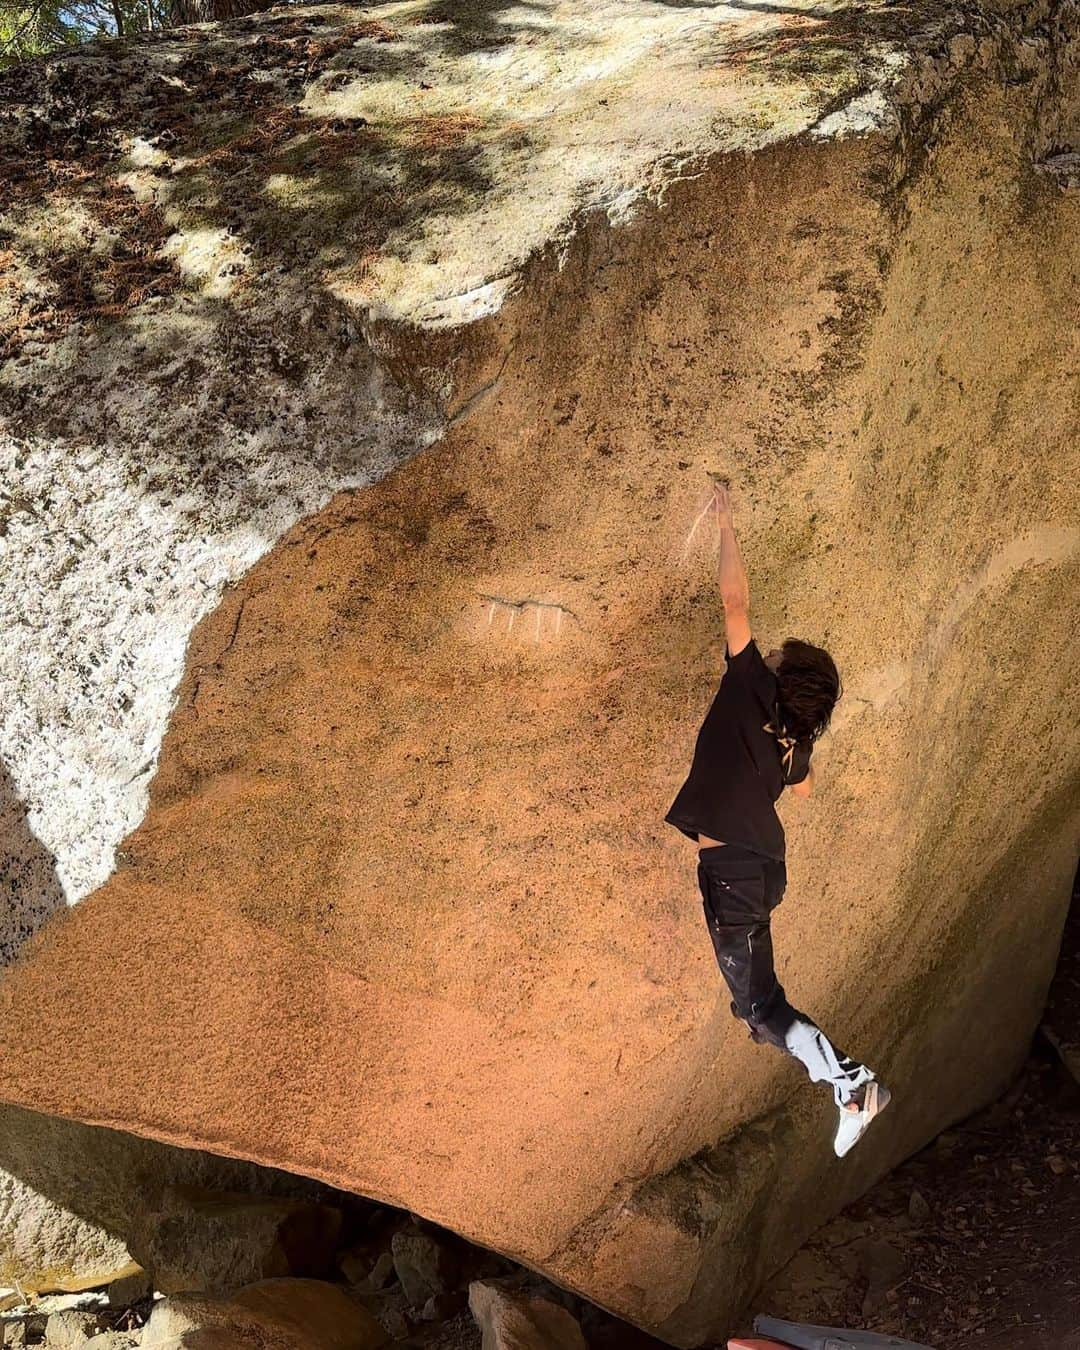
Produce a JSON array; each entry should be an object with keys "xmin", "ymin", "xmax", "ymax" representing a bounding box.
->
[
  {"xmin": 714, "ymin": 482, "xmax": 752, "ymax": 656},
  {"xmin": 789, "ymin": 765, "xmax": 815, "ymax": 799}
]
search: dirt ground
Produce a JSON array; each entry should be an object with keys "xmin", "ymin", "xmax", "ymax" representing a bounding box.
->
[{"xmin": 756, "ymin": 877, "xmax": 1080, "ymax": 1350}]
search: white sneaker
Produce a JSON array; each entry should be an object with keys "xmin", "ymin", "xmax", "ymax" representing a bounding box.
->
[{"xmin": 833, "ymin": 1079, "xmax": 892, "ymax": 1158}]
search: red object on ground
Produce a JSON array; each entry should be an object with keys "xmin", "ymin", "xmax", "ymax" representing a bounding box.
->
[{"xmin": 727, "ymin": 1341, "xmax": 794, "ymax": 1349}]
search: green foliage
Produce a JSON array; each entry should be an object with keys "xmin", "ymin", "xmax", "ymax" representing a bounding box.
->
[
  {"xmin": 1, "ymin": 3, "xmax": 77, "ymax": 65},
  {"xmin": 0, "ymin": 0, "xmax": 160, "ymax": 66},
  {"xmin": 0, "ymin": 0, "xmax": 270, "ymax": 65}
]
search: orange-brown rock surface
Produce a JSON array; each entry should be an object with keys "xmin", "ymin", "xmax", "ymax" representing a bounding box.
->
[{"xmin": 1, "ymin": 0, "xmax": 1078, "ymax": 1342}]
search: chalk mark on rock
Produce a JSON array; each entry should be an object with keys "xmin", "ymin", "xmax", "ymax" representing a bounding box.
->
[{"xmin": 477, "ymin": 592, "xmax": 579, "ymax": 642}]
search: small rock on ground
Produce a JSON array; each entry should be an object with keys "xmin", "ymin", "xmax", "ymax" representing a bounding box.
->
[
  {"xmin": 339, "ymin": 1247, "xmax": 395, "ymax": 1292},
  {"xmin": 105, "ymin": 1273, "xmax": 152, "ymax": 1310},
  {"xmin": 468, "ymin": 1282, "xmax": 587, "ymax": 1350},
  {"xmin": 907, "ymin": 1189, "xmax": 931, "ymax": 1224},
  {"xmin": 44, "ymin": 1310, "xmax": 101, "ymax": 1348},
  {"xmin": 392, "ymin": 1232, "xmax": 457, "ymax": 1310}
]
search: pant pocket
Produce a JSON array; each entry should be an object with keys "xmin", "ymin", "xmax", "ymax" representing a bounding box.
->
[{"xmin": 702, "ymin": 868, "xmax": 769, "ymax": 924}]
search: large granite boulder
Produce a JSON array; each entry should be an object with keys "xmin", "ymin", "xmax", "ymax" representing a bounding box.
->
[{"xmin": 1, "ymin": 0, "xmax": 1078, "ymax": 1342}]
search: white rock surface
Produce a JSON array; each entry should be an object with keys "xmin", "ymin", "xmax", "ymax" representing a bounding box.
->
[
  {"xmin": 1, "ymin": 355, "xmax": 438, "ymax": 960},
  {"xmin": 0, "ymin": 1170, "xmax": 135, "ymax": 1297}
]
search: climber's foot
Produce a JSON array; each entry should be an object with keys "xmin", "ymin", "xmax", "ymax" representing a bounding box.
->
[{"xmin": 833, "ymin": 1080, "xmax": 891, "ymax": 1158}]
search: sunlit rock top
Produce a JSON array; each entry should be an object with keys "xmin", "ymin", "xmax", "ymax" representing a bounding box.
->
[{"xmin": 3, "ymin": 0, "xmax": 926, "ymax": 334}]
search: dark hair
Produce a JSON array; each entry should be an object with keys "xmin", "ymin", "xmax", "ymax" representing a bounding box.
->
[{"xmin": 776, "ymin": 639, "xmax": 842, "ymax": 743}]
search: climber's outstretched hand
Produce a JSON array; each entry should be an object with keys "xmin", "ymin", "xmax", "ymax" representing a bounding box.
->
[{"xmin": 711, "ymin": 479, "xmax": 733, "ymax": 527}]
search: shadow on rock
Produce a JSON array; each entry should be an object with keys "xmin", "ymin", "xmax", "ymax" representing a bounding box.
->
[{"xmin": 0, "ymin": 757, "xmax": 66, "ymax": 967}]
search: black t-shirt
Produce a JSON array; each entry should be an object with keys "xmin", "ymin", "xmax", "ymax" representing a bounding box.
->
[{"xmin": 664, "ymin": 639, "xmax": 812, "ymax": 861}]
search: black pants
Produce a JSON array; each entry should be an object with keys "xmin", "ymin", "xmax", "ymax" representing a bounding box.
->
[
  {"xmin": 696, "ymin": 843, "xmax": 872, "ymax": 1103},
  {"xmin": 696, "ymin": 843, "xmax": 798, "ymax": 1048}
]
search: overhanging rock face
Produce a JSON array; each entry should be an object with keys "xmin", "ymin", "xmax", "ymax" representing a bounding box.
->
[{"xmin": 1, "ymin": 0, "xmax": 1079, "ymax": 1342}]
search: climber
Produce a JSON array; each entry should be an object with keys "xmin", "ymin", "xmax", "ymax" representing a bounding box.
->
[{"xmin": 665, "ymin": 479, "xmax": 890, "ymax": 1158}]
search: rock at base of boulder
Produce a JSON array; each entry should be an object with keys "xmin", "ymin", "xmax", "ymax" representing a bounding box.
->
[
  {"xmin": 134, "ymin": 1188, "xmax": 342, "ymax": 1296},
  {"xmin": 468, "ymin": 1282, "xmax": 586, "ymax": 1350},
  {"xmin": 144, "ymin": 1278, "xmax": 387, "ymax": 1349},
  {"xmin": 0, "ymin": 1106, "xmax": 342, "ymax": 1303},
  {"xmin": 0, "ymin": 1167, "xmax": 139, "ymax": 1297},
  {"xmin": 1042, "ymin": 1023, "xmax": 1080, "ymax": 1087},
  {"xmin": 338, "ymin": 1245, "xmax": 395, "ymax": 1292},
  {"xmin": 105, "ymin": 1273, "xmax": 152, "ymax": 1310},
  {"xmin": 907, "ymin": 1189, "xmax": 932, "ymax": 1225},
  {"xmin": 44, "ymin": 1309, "xmax": 103, "ymax": 1348},
  {"xmin": 390, "ymin": 1231, "xmax": 457, "ymax": 1310},
  {"xmin": 363, "ymin": 1290, "xmax": 411, "ymax": 1342}
]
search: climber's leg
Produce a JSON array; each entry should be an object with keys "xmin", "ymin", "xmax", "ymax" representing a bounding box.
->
[
  {"xmin": 776, "ymin": 1012, "xmax": 875, "ymax": 1109},
  {"xmin": 752, "ymin": 980, "xmax": 892, "ymax": 1157},
  {"xmin": 697, "ymin": 847, "xmax": 877, "ymax": 1108},
  {"xmin": 706, "ymin": 917, "xmax": 875, "ymax": 1107}
]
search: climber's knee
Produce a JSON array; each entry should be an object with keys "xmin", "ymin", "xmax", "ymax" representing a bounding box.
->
[
  {"xmin": 729, "ymin": 999, "xmax": 766, "ymax": 1042},
  {"xmin": 729, "ymin": 998, "xmax": 787, "ymax": 1049},
  {"xmin": 745, "ymin": 986, "xmax": 800, "ymax": 1051}
]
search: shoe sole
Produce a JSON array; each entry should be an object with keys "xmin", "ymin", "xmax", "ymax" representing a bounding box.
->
[
  {"xmin": 834, "ymin": 1081, "xmax": 892, "ymax": 1158},
  {"xmin": 866, "ymin": 1081, "xmax": 892, "ymax": 1121}
]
